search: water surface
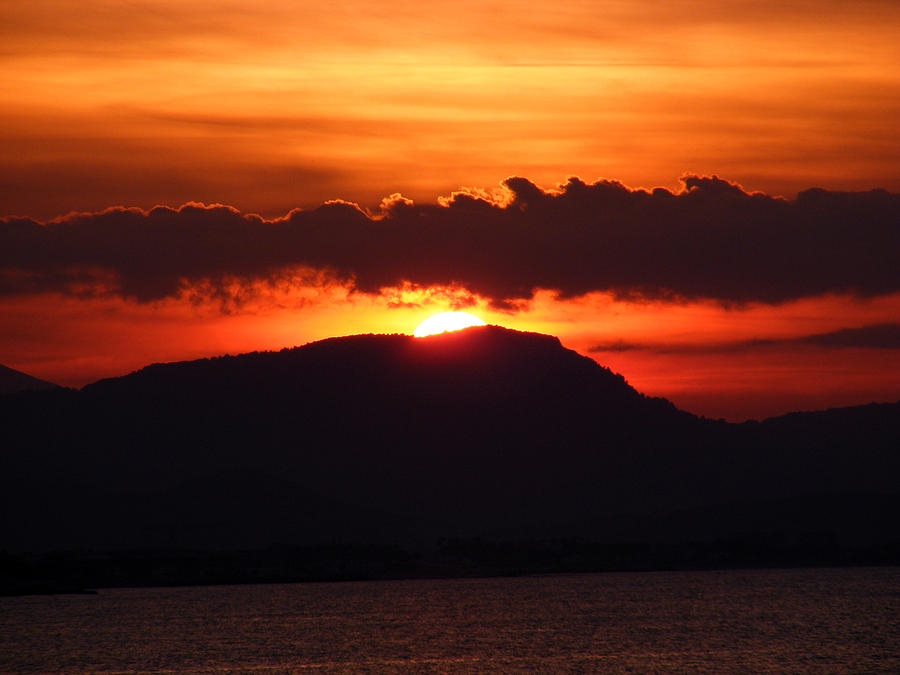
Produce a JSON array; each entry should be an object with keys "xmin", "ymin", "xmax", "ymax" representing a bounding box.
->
[{"xmin": 3, "ymin": 566, "xmax": 898, "ymax": 673}]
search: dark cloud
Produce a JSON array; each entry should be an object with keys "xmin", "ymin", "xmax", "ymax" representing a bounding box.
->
[
  {"xmin": 1, "ymin": 175, "xmax": 898, "ymax": 307},
  {"xmin": 590, "ymin": 323, "xmax": 900, "ymax": 354},
  {"xmin": 801, "ymin": 323, "xmax": 900, "ymax": 349}
]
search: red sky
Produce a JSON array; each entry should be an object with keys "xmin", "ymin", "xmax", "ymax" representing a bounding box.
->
[{"xmin": 1, "ymin": 0, "xmax": 898, "ymax": 420}]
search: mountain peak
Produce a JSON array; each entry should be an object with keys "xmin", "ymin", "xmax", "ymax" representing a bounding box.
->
[{"xmin": 82, "ymin": 324, "xmax": 650, "ymax": 419}]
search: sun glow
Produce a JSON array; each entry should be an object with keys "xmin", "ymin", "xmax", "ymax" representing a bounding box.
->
[{"xmin": 413, "ymin": 311, "xmax": 487, "ymax": 337}]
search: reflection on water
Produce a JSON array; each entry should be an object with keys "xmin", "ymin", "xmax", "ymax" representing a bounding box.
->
[{"xmin": 2, "ymin": 567, "xmax": 899, "ymax": 673}]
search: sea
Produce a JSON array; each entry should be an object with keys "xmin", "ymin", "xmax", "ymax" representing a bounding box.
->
[{"xmin": 2, "ymin": 566, "xmax": 898, "ymax": 673}]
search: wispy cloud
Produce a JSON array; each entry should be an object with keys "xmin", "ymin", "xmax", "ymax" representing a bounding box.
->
[{"xmin": 590, "ymin": 323, "xmax": 900, "ymax": 354}]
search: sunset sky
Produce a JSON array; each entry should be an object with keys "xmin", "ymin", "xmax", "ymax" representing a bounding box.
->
[{"xmin": 2, "ymin": 0, "xmax": 898, "ymax": 420}]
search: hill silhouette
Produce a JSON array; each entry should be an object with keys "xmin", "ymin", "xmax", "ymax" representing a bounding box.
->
[
  {"xmin": 0, "ymin": 363, "xmax": 59, "ymax": 396},
  {"xmin": 2, "ymin": 326, "xmax": 898, "ymax": 592}
]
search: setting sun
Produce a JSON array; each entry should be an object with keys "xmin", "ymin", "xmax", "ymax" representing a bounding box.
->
[{"xmin": 413, "ymin": 312, "xmax": 487, "ymax": 337}]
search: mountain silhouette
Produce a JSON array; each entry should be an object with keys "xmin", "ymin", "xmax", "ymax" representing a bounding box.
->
[
  {"xmin": 0, "ymin": 363, "xmax": 59, "ymax": 396},
  {"xmin": 2, "ymin": 326, "xmax": 898, "ymax": 591}
]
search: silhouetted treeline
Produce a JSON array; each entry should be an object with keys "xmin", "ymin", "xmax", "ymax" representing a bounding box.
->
[{"xmin": 2, "ymin": 327, "xmax": 898, "ymax": 593}]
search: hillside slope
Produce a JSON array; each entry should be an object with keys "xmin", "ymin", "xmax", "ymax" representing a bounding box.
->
[{"xmin": 2, "ymin": 326, "xmax": 897, "ymax": 563}]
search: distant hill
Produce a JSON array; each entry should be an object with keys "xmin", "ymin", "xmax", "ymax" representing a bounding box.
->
[
  {"xmin": 0, "ymin": 363, "xmax": 58, "ymax": 396},
  {"xmin": 1, "ymin": 326, "xmax": 898, "ymax": 592}
]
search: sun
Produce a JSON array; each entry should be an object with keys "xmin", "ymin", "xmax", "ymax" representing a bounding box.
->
[{"xmin": 413, "ymin": 312, "xmax": 487, "ymax": 337}]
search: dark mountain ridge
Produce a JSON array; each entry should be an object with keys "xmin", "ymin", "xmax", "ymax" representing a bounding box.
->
[
  {"xmin": 0, "ymin": 363, "xmax": 59, "ymax": 395},
  {"xmin": 2, "ymin": 326, "xmax": 898, "ymax": 591}
]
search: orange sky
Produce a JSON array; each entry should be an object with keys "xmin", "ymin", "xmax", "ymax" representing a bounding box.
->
[
  {"xmin": 3, "ymin": 1, "xmax": 900, "ymax": 219},
  {"xmin": 2, "ymin": 283, "xmax": 897, "ymax": 421},
  {"xmin": 1, "ymin": 1, "xmax": 898, "ymax": 420}
]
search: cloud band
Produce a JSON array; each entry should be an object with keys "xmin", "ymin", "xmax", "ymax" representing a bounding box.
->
[{"xmin": 2, "ymin": 175, "xmax": 897, "ymax": 306}]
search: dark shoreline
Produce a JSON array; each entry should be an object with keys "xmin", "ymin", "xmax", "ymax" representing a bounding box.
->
[{"xmin": 5, "ymin": 537, "xmax": 899, "ymax": 597}]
